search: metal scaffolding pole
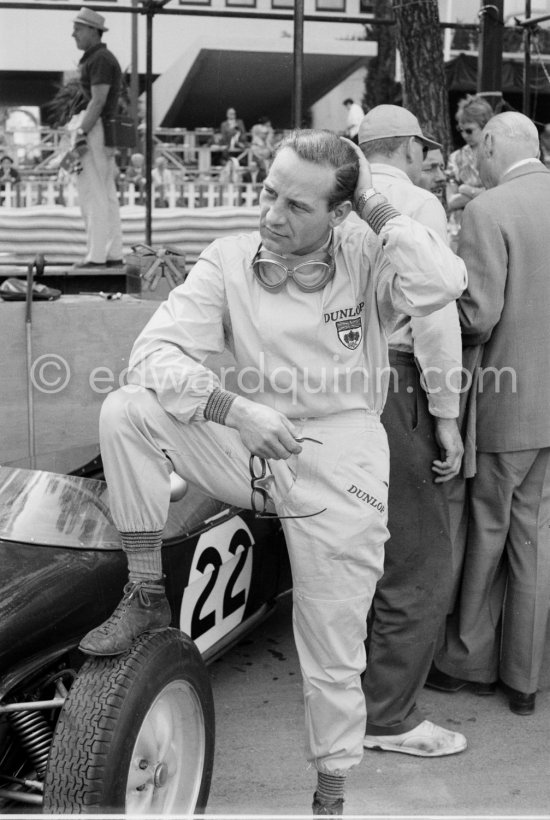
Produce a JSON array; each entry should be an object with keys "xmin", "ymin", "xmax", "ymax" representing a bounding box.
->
[
  {"xmin": 523, "ymin": 0, "xmax": 532, "ymax": 115},
  {"xmin": 477, "ymin": 0, "xmax": 504, "ymax": 110},
  {"xmin": 130, "ymin": 0, "xmax": 139, "ymax": 144},
  {"xmin": 292, "ymin": 0, "xmax": 304, "ymax": 129},
  {"xmin": 144, "ymin": 1, "xmax": 154, "ymax": 246}
]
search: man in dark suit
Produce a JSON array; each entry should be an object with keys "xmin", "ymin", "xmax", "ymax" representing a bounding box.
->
[{"xmin": 428, "ymin": 112, "xmax": 550, "ymax": 716}]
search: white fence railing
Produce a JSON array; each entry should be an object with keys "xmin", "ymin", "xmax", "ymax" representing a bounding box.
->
[{"xmin": 0, "ymin": 178, "xmax": 263, "ymax": 210}]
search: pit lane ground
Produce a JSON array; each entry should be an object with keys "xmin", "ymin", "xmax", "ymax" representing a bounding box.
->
[{"xmin": 208, "ymin": 591, "xmax": 550, "ymax": 819}]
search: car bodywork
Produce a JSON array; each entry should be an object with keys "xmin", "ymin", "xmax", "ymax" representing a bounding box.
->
[{"xmin": 0, "ymin": 459, "xmax": 291, "ymax": 812}]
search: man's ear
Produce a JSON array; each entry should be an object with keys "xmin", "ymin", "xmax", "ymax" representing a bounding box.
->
[
  {"xmin": 405, "ymin": 136, "xmax": 416, "ymax": 162},
  {"xmin": 483, "ymin": 131, "xmax": 494, "ymax": 156},
  {"xmin": 329, "ymin": 200, "xmax": 353, "ymax": 226}
]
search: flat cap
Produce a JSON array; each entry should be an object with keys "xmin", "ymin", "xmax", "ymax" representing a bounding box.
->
[{"xmin": 358, "ymin": 104, "xmax": 441, "ymax": 150}]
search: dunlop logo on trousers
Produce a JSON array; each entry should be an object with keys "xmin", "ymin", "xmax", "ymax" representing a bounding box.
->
[{"xmin": 347, "ymin": 484, "xmax": 386, "ymax": 514}]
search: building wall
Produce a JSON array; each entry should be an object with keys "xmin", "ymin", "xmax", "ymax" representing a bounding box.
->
[
  {"xmin": 311, "ymin": 66, "xmax": 366, "ymax": 131},
  {"xmin": 1, "ymin": 0, "xmax": 373, "ymax": 132},
  {"xmin": 0, "ymin": 0, "xmax": 371, "ymax": 74}
]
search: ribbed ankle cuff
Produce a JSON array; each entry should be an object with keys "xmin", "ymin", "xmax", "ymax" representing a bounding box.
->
[
  {"xmin": 122, "ymin": 531, "xmax": 163, "ymax": 582},
  {"xmin": 317, "ymin": 772, "xmax": 346, "ymax": 802},
  {"xmin": 121, "ymin": 531, "xmax": 163, "ymax": 551}
]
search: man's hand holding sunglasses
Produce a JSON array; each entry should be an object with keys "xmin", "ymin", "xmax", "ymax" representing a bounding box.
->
[{"xmin": 225, "ymin": 395, "xmax": 304, "ymax": 460}]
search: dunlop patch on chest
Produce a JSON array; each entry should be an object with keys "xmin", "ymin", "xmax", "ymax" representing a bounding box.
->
[{"xmin": 336, "ymin": 317, "xmax": 363, "ymax": 350}]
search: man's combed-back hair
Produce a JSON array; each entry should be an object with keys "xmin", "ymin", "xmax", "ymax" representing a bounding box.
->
[
  {"xmin": 360, "ymin": 136, "xmax": 407, "ymax": 159},
  {"xmin": 275, "ymin": 129, "xmax": 359, "ymax": 209}
]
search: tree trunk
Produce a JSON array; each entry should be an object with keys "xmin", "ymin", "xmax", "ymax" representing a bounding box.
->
[
  {"xmin": 364, "ymin": 0, "xmax": 401, "ymax": 109},
  {"xmin": 392, "ymin": 0, "xmax": 452, "ymax": 154}
]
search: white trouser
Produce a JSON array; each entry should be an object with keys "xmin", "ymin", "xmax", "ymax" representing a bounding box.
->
[
  {"xmin": 100, "ymin": 385, "xmax": 390, "ymax": 773},
  {"xmin": 75, "ymin": 119, "xmax": 124, "ymax": 264}
]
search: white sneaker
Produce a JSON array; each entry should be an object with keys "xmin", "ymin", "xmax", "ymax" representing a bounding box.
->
[{"xmin": 363, "ymin": 720, "xmax": 467, "ymax": 757}]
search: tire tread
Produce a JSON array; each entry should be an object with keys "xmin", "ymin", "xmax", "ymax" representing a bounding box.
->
[{"xmin": 43, "ymin": 629, "xmax": 214, "ymax": 814}]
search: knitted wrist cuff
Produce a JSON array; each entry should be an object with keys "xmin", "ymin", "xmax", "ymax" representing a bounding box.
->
[
  {"xmin": 364, "ymin": 202, "xmax": 401, "ymax": 234},
  {"xmin": 204, "ymin": 388, "xmax": 238, "ymax": 425}
]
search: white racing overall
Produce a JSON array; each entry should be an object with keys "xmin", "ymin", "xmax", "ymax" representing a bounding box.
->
[{"xmin": 100, "ymin": 216, "xmax": 466, "ymax": 774}]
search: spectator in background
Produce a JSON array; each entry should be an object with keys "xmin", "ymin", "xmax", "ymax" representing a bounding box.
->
[
  {"xmin": 219, "ymin": 118, "xmax": 248, "ymax": 167},
  {"xmin": 256, "ymin": 115, "xmax": 275, "ymax": 145},
  {"xmin": 447, "ymin": 95, "xmax": 493, "ymax": 213},
  {"xmin": 209, "ymin": 131, "xmax": 226, "ymax": 167},
  {"xmin": 250, "ymin": 118, "xmax": 274, "ymax": 181},
  {"xmin": 446, "ymin": 95, "xmax": 494, "ymax": 249},
  {"xmin": 241, "ymin": 158, "xmax": 261, "ymax": 184},
  {"xmin": 0, "ymin": 155, "xmax": 20, "ymax": 203},
  {"xmin": 342, "ymin": 98, "xmax": 364, "ymax": 143},
  {"xmin": 357, "ymin": 105, "xmax": 465, "ymax": 759},
  {"xmin": 151, "ymin": 154, "xmax": 174, "ymax": 208},
  {"xmin": 419, "ymin": 146, "xmax": 447, "ymax": 206},
  {"xmin": 429, "ymin": 112, "xmax": 550, "ymax": 719},
  {"xmin": 420, "ymin": 142, "xmax": 470, "ymax": 623},
  {"xmin": 228, "ymin": 127, "xmax": 247, "ymax": 161},
  {"xmin": 220, "ymin": 107, "xmax": 247, "ymax": 154},
  {"xmin": 124, "ymin": 152, "xmax": 146, "ymax": 203},
  {"xmin": 70, "ymin": 6, "xmax": 124, "ymax": 268}
]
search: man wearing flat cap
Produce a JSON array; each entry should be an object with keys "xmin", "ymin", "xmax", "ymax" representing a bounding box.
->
[
  {"xmin": 71, "ymin": 6, "xmax": 124, "ymax": 268},
  {"xmin": 357, "ymin": 105, "xmax": 466, "ymax": 758}
]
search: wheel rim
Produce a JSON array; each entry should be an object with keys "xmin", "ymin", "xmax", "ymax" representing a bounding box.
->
[{"xmin": 125, "ymin": 680, "xmax": 206, "ymax": 814}]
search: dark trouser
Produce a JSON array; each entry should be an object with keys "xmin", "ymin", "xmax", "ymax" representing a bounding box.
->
[{"xmin": 363, "ymin": 351, "xmax": 456, "ymax": 734}]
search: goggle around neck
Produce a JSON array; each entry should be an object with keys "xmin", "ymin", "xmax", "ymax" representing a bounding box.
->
[{"xmin": 251, "ymin": 235, "xmax": 335, "ymax": 293}]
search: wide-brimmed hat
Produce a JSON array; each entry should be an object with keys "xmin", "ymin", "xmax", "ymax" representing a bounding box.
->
[
  {"xmin": 358, "ymin": 104, "xmax": 441, "ymax": 150},
  {"xmin": 73, "ymin": 6, "xmax": 108, "ymax": 32}
]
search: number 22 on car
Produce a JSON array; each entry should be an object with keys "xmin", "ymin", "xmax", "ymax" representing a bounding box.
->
[{"xmin": 179, "ymin": 515, "xmax": 254, "ymax": 654}]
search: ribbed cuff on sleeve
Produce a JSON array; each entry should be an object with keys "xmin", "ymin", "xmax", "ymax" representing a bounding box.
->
[
  {"xmin": 203, "ymin": 387, "xmax": 238, "ymax": 425},
  {"xmin": 363, "ymin": 203, "xmax": 401, "ymax": 234}
]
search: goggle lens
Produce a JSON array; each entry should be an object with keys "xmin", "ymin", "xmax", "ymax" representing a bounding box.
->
[{"xmin": 252, "ymin": 247, "xmax": 335, "ymax": 292}]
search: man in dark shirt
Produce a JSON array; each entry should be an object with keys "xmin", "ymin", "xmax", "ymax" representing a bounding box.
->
[
  {"xmin": 0, "ymin": 155, "xmax": 20, "ymax": 205},
  {"xmin": 71, "ymin": 6, "xmax": 124, "ymax": 268}
]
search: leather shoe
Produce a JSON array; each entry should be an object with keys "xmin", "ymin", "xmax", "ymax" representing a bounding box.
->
[
  {"xmin": 425, "ymin": 667, "xmax": 468, "ymax": 692},
  {"xmin": 425, "ymin": 666, "xmax": 496, "ymax": 696},
  {"xmin": 106, "ymin": 258, "xmax": 124, "ymax": 267},
  {"xmin": 501, "ymin": 684, "xmax": 536, "ymax": 716}
]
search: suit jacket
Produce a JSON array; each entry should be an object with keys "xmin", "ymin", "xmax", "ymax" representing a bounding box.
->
[{"xmin": 458, "ymin": 160, "xmax": 550, "ymax": 452}]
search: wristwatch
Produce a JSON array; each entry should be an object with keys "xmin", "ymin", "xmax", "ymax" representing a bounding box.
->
[
  {"xmin": 355, "ymin": 187, "xmax": 379, "ymax": 212},
  {"xmin": 76, "ymin": 127, "xmax": 87, "ymax": 137}
]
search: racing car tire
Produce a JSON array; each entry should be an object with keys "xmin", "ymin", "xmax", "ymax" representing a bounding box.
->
[{"xmin": 42, "ymin": 628, "xmax": 214, "ymax": 814}]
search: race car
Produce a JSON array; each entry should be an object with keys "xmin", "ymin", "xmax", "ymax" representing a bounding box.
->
[{"xmin": 0, "ymin": 452, "xmax": 291, "ymax": 814}]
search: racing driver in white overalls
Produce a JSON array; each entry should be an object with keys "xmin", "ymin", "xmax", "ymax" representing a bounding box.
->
[{"xmin": 80, "ymin": 130, "xmax": 467, "ymax": 815}]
